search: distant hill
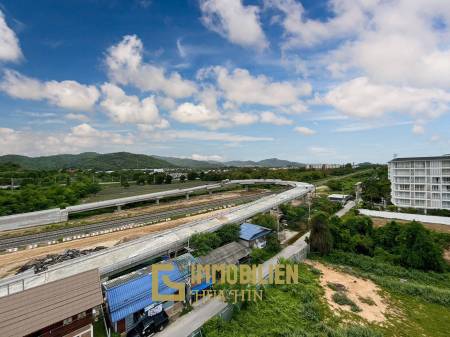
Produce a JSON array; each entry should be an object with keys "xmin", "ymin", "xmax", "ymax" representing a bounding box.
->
[
  {"xmin": 0, "ymin": 153, "xmax": 306, "ymax": 170},
  {"xmin": 0, "ymin": 152, "xmax": 175, "ymax": 171},
  {"xmin": 225, "ymin": 158, "xmax": 305, "ymax": 168},
  {"xmin": 154, "ymin": 156, "xmax": 224, "ymax": 168}
]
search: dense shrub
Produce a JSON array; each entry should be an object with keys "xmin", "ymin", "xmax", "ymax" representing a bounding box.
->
[
  {"xmin": 309, "ymin": 212, "xmax": 333, "ymax": 255},
  {"xmin": 330, "ymin": 216, "xmax": 446, "ymax": 272}
]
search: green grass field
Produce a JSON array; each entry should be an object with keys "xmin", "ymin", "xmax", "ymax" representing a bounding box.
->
[
  {"xmin": 81, "ymin": 180, "xmax": 215, "ymax": 203},
  {"xmin": 202, "ymin": 264, "xmax": 381, "ymax": 337}
]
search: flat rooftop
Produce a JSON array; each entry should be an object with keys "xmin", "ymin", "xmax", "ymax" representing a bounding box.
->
[{"xmin": 389, "ymin": 154, "xmax": 450, "ymax": 162}]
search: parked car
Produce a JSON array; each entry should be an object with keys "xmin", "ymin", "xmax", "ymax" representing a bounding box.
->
[{"xmin": 126, "ymin": 311, "xmax": 169, "ymax": 337}]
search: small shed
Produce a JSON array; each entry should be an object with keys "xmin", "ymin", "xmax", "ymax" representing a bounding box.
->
[
  {"xmin": 198, "ymin": 241, "xmax": 251, "ymax": 265},
  {"xmin": 328, "ymin": 194, "xmax": 351, "ymax": 204},
  {"xmin": 239, "ymin": 223, "xmax": 272, "ymax": 248}
]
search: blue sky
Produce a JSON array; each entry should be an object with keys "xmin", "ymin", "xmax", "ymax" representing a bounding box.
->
[{"xmin": 0, "ymin": 0, "xmax": 449, "ymax": 164}]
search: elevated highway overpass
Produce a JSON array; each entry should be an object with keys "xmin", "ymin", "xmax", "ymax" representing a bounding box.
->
[
  {"xmin": 0, "ymin": 179, "xmax": 314, "ymax": 297},
  {"xmin": 0, "ymin": 181, "xmax": 262, "ymax": 231}
]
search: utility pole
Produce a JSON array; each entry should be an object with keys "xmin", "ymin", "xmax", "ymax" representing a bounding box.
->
[{"xmin": 307, "ymin": 192, "xmax": 312, "ymax": 226}]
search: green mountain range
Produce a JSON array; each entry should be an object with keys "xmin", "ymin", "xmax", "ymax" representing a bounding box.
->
[
  {"xmin": 0, "ymin": 152, "xmax": 174, "ymax": 171},
  {"xmin": 0, "ymin": 152, "xmax": 306, "ymax": 170}
]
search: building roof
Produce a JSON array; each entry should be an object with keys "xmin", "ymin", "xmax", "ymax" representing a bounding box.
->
[
  {"xmin": 172, "ymin": 253, "xmax": 197, "ymax": 279},
  {"xmin": 389, "ymin": 154, "xmax": 450, "ymax": 162},
  {"xmin": 104, "ymin": 260, "xmax": 187, "ymax": 323},
  {"xmin": 328, "ymin": 194, "xmax": 349, "ymax": 199},
  {"xmin": 0, "ymin": 269, "xmax": 102, "ymax": 337},
  {"xmin": 198, "ymin": 241, "xmax": 251, "ymax": 265},
  {"xmin": 239, "ymin": 223, "xmax": 271, "ymax": 241}
]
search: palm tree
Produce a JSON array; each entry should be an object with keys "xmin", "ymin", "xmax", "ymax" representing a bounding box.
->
[{"xmin": 309, "ymin": 212, "xmax": 333, "ymax": 255}]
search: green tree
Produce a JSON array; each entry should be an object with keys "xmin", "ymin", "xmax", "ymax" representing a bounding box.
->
[
  {"xmin": 187, "ymin": 171, "xmax": 198, "ymax": 180},
  {"xmin": 164, "ymin": 174, "xmax": 173, "ymax": 184},
  {"xmin": 180, "ymin": 175, "xmax": 186, "ymax": 182},
  {"xmin": 309, "ymin": 212, "xmax": 333, "ymax": 255},
  {"xmin": 136, "ymin": 175, "xmax": 146, "ymax": 185},
  {"xmin": 154, "ymin": 173, "xmax": 165, "ymax": 184},
  {"xmin": 190, "ymin": 232, "xmax": 221, "ymax": 256},
  {"xmin": 251, "ymin": 213, "xmax": 277, "ymax": 230},
  {"xmin": 326, "ymin": 179, "xmax": 343, "ymax": 191},
  {"xmin": 398, "ymin": 221, "xmax": 445, "ymax": 272},
  {"xmin": 216, "ymin": 224, "xmax": 240, "ymax": 245}
]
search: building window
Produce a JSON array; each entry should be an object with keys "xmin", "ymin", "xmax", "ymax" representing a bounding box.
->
[
  {"xmin": 77, "ymin": 312, "xmax": 87, "ymax": 320},
  {"xmin": 63, "ymin": 317, "xmax": 73, "ymax": 326}
]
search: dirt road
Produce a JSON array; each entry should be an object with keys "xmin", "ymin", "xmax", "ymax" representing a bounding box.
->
[{"xmin": 308, "ymin": 260, "xmax": 389, "ymax": 323}]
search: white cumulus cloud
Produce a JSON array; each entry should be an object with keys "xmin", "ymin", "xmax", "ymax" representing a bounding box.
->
[
  {"xmin": 260, "ymin": 111, "xmax": 293, "ymax": 125},
  {"xmin": 200, "ymin": 0, "xmax": 268, "ymax": 50},
  {"xmin": 294, "ymin": 126, "xmax": 316, "ymax": 135},
  {"xmin": 100, "ymin": 83, "xmax": 168, "ymax": 128},
  {"xmin": 0, "ymin": 10, "xmax": 22, "ymax": 62},
  {"xmin": 0, "ymin": 69, "xmax": 100, "ymax": 111},
  {"xmin": 106, "ymin": 35, "xmax": 197, "ymax": 98},
  {"xmin": 171, "ymin": 102, "xmax": 222, "ymax": 126},
  {"xmin": 191, "ymin": 153, "xmax": 224, "ymax": 161},
  {"xmin": 323, "ymin": 77, "xmax": 450, "ymax": 119},
  {"xmin": 205, "ymin": 66, "xmax": 311, "ymax": 107}
]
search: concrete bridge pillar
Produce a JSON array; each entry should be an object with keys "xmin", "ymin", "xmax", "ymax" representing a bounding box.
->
[
  {"xmin": 186, "ymin": 193, "xmax": 190, "ymax": 200},
  {"xmin": 116, "ymin": 205, "xmax": 122, "ymax": 212},
  {"xmin": 208, "ymin": 189, "xmax": 212, "ymax": 195},
  {"xmin": 155, "ymin": 198, "xmax": 160, "ymax": 205}
]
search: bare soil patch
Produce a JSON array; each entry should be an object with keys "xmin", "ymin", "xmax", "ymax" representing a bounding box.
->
[
  {"xmin": 307, "ymin": 260, "xmax": 389, "ymax": 323},
  {"xmin": 0, "ymin": 208, "xmax": 229, "ymax": 278},
  {"xmin": 444, "ymin": 249, "xmax": 450, "ymax": 264},
  {"xmin": 371, "ymin": 216, "xmax": 450, "ymax": 234}
]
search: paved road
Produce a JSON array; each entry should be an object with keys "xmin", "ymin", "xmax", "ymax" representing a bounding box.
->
[
  {"xmin": 314, "ymin": 169, "xmax": 371, "ymax": 187},
  {"xmin": 336, "ymin": 200, "xmax": 355, "ymax": 217},
  {"xmin": 156, "ymin": 231, "xmax": 310, "ymax": 337}
]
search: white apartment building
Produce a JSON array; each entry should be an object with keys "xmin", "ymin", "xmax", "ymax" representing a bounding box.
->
[{"xmin": 388, "ymin": 155, "xmax": 450, "ymax": 211}]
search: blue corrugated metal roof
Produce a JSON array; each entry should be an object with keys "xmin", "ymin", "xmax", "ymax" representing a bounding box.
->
[
  {"xmin": 239, "ymin": 223, "xmax": 271, "ymax": 241},
  {"xmin": 105, "ymin": 263, "xmax": 184, "ymax": 323},
  {"xmin": 191, "ymin": 280, "xmax": 213, "ymax": 293}
]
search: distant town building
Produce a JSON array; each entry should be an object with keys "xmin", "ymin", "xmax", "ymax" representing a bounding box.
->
[
  {"xmin": 306, "ymin": 163, "xmax": 343, "ymax": 170},
  {"xmin": 327, "ymin": 194, "xmax": 351, "ymax": 204},
  {"xmin": 388, "ymin": 155, "xmax": 450, "ymax": 211}
]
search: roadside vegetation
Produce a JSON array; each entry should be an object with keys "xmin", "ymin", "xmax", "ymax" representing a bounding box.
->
[
  {"xmin": 306, "ymin": 210, "xmax": 450, "ymax": 337},
  {"xmin": 0, "ymin": 163, "xmax": 100, "ymax": 215},
  {"xmin": 0, "ymin": 161, "xmax": 372, "ymax": 216},
  {"xmin": 190, "ymin": 224, "xmax": 241, "ymax": 256},
  {"xmin": 202, "ymin": 263, "xmax": 381, "ymax": 337},
  {"xmin": 201, "ymin": 198, "xmax": 450, "ymax": 337}
]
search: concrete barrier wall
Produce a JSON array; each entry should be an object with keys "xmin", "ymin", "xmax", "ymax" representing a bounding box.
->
[{"xmin": 0, "ymin": 209, "xmax": 67, "ymax": 232}]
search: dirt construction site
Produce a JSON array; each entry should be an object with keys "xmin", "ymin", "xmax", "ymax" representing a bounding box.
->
[{"xmin": 0, "ymin": 188, "xmax": 264, "ymax": 278}]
